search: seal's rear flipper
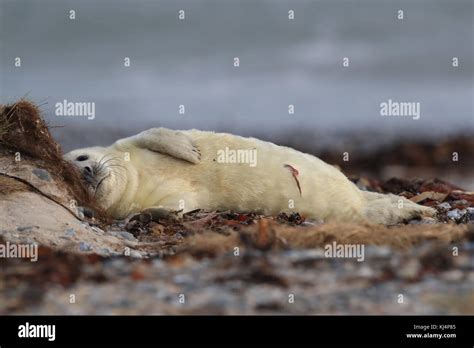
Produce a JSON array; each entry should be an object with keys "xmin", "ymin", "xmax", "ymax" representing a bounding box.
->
[{"xmin": 361, "ymin": 191, "xmax": 436, "ymax": 225}]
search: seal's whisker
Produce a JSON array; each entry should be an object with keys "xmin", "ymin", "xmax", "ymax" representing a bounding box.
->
[{"xmin": 98, "ymin": 157, "xmax": 122, "ymax": 169}]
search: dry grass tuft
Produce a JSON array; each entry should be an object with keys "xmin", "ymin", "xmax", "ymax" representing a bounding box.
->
[
  {"xmin": 0, "ymin": 175, "xmax": 30, "ymax": 195},
  {"xmin": 276, "ymin": 222, "xmax": 469, "ymax": 250},
  {"xmin": 0, "ymin": 99, "xmax": 107, "ymax": 220},
  {"xmin": 180, "ymin": 219, "xmax": 470, "ymax": 256}
]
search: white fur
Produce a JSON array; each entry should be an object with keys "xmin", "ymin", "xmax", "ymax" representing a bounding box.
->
[{"xmin": 65, "ymin": 128, "xmax": 435, "ymax": 224}]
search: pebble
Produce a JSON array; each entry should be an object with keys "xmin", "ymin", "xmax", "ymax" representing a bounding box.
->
[
  {"xmin": 467, "ymin": 207, "xmax": 474, "ymax": 221},
  {"xmin": 130, "ymin": 250, "xmax": 143, "ymax": 258},
  {"xmin": 152, "ymin": 259, "xmax": 166, "ymax": 267},
  {"xmin": 79, "ymin": 242, "xmax": 92, "ymax": 252},
  {"xmin": 364, "ymin": 246, "xmax": 391, "ymax": 258},
  {"xmin": 441, "ymin": 270, "xmax": 464, "ymax": 282},
  {"xmin": 113, "ymin": 231, "xmax": 137, "ymax": 241},
  {"xmin": 91, "ymin": 226, "xmax": 104, "ymax": 235},
  {"xmin": 24, "ymin": 238, "xmax": 37, "ymax": 245},
  {"xmin": 447, "ymin": 209, "xmax": 467, "ymax": 222},
  {"xmin": 17, "ymin": 226, "xmax": 34, "ymax": 232},
  {"xmin": 357, "ymin": 265, "xmax": 375, "ymax": 278},
  {"xmin": 396, "ymin": 259, "xmax": 421, "ymax": 280},
  {"xmin": 32, "ymin": 168, "xmax": 51, "ymax": 181},
  {"xmin": 438, "ymin": 202, "xmax": 451, "ymax": 210},
  {"xmin": 101, "ymin": 248, "xmax": 111, "ymax": 256},
  {"xmin": 452, "ymin": 254, "xmax": 471, "ymax": 268},
  {"xmin": 451, "ymin": 200, "xmax": 469, "ymax": 208},
  {"xmin": 285, "ymin": 249, "xmax": 325, "ymax": 263},
  {"xmin": 174, "ymin": 274, "xmax": 193, "ymax": 284},
  {"xmin": 65, "ymin": 228, "xmax": 76, "ymax": 237}
]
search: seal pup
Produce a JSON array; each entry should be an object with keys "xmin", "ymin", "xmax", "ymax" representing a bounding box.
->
[{"xmin": 65, "ymin": 128, "xmax": 435, "ymax": 224}]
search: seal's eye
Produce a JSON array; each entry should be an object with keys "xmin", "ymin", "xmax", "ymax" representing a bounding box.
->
[{"xmin": 76, "ymin": 155, "xmax": 89, "ymax": 162}]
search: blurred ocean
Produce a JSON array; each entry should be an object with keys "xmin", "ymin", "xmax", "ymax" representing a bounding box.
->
[{"xmin": 1, "ymin": 0, "xmax": 473, "ymax": 151}]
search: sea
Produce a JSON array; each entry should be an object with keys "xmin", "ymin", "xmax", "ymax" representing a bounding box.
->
[{"xmin": 1, "ymin": 0, "xmax": 472, "ymax": 151}]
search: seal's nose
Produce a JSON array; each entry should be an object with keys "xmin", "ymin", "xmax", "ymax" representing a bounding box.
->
[{"xmin": 83, "ymin": 166, "xmax": 94, "ymax": 185}]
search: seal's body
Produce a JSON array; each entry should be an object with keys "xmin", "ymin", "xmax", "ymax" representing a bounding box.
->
[{"xmin": 65, "ymin": 128, "xmax": 435, "ymax": 224}]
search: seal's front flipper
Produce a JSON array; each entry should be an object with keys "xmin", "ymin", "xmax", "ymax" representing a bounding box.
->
[{"xmin": 117, "ymin": 127, "xmax": 201, "ymax": 164}]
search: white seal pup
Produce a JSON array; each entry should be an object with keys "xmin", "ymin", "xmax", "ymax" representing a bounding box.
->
[{"xmin": 65, "ymin": 128, "xmax": 435, "ymax": 224}]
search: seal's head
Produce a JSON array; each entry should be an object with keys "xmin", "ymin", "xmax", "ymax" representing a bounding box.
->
[{"xmin": 65, "ymin": 147, "xmax": 128, "ymax": 210}]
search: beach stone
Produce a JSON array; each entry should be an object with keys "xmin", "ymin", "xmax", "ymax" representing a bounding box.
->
[
  {"xmin": 174, "ymin": 274, "xmax": 193, "ymax": 284},
  {"xmin": 101, "ymin": 248, "xmax": 111, "ymax": 256},
  {"xmin": 441, "ymin": 270, "xmax": 464, "ymax": 282},
  {"xmin": 438, "ymin": 202, "xmax": 451, "ymax": 210},
  {"xmin": 451, "ymin": 200, "xmax": 469, "ymax": 208},
  {"xmin": 357, "ymin": 265, "xmax": 375, "ymax": 278},
  {"xmin": 65, "ymin": 228, "xmax": 76, "ymax": 237},
  {"xmin": 130, "ymin": 250, "xmax": 143, "ymax": 258},
  {"xmin": 79, "ymin": 242, "xmax": 92, "ymax": 252},
  {"xmin": 113, "ymin": 231, "xmax": 137, "ymax": 241},
  {"xmin": 32, "ymin": 168, "xmax": 51, "ymax": 181},
  {"xmin": 396, "ymin": 259, "xmax": 421, "ymax": 280},
  {"xmin": 16, "ymin": 226, "xmax": 34, "ymax": 232},
  {"xmin": 447, "ymin": 209, "xmax": 467, "ymax": 222},
  {"xmin": 467, "ymin": 208, "xmax": 474, "ymax": 221}
]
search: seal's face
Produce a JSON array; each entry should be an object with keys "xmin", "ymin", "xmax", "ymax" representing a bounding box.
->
[{"xmin": 64, "ymin": 147, "xmax": 127, "ymax": 210}]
